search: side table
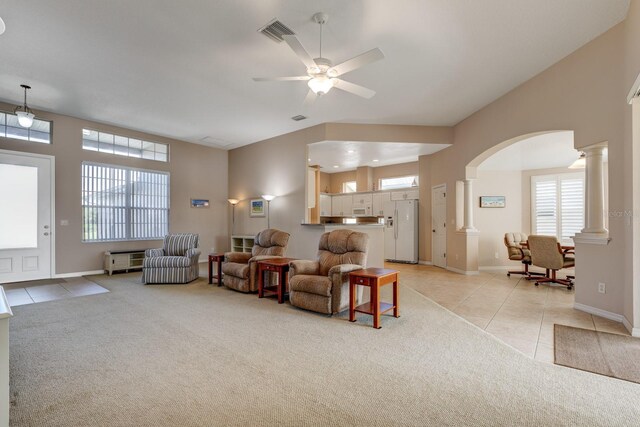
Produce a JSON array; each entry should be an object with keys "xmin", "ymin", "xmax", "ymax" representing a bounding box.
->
[
  {"xmin": 257, "ymin": 258, "xmax": 296, "ymax": 304},
  {"xmin": 208, "ymin": 253, "xmax": 225, "ymax": 286},
  {"xmin": 349, "ymin": 268, "xmax": 399, "ymax": 329}
]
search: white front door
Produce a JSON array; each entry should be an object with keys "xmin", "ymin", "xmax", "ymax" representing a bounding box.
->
[
  {"xmin": 0, "ymin": 151, "xmax": 53, "ymax": 282},
  {"xmin": 432, "ymin": 184, "xmax": 447, "ymax": 268}
]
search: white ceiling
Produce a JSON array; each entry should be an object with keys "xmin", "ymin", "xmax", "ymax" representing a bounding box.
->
[
  {"xmin": 309, "ymin": 140, "xmax": 450, "ymax": 172},
  {"xmin": 0, "ymin": 1, "xmax": 630, "ymax": 149},
  {"xmin": 478, "ymin": 131, "xmax": 581, "ymax": 171}
]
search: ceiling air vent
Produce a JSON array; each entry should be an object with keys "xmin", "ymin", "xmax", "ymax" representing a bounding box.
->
[
  {"xmin": 258, "ymin": 18, "xmax": 295, "ymax": 43},
  {"xmin": 291, "ymin": 115, "xmax": 307, "ymax": 121}
]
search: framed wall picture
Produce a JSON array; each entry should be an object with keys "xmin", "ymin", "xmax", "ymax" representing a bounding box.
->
[
  {"xmin": 479, "ymin": 196, "xmax": 506, "ymax": 208},
  {"xmin": 191, "ymin": 198, "xmax": 209, "ymax": 208},
  {"xmin": 250, "ymin": 199, "xmax": 265, "ymax": 217}
]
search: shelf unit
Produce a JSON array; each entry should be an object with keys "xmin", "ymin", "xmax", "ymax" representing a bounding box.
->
[
  {"xmin": 104, "ymin": 250, "xmax": 147, "ymax": 276},
  {"xmin": 231, "ymin": 235, "xmax": 255, "ymax": 253}
]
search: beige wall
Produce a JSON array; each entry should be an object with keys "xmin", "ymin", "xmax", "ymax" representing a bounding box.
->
[
  {"xmin": 420, "ymin": 10, "xmax": 634, "ymax": 318},
  {"xmin": 0, "ymin": 102, "xmax": 228, "ymax": 274},
  {"xmin": 329, "ymin": 171, "xmax": 357, "ymax": 193},
  {"xmin": 319, "ymin": 172, "xmax": 331, "ymax": 194},
  {"xmin": 326, "ymin": 161, "xmax": 419, "ymax": 194},
  {"xmin": 474, "ymin": 170, "xmax": 522, "ymax": 267}
]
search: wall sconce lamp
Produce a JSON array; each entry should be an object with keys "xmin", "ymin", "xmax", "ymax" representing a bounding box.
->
[
  {"xmin": 261, "ymin": 194, "xmax": 276, "ymax": 229},
  {"xmin": 228, "ymin": 198, "xmax": 239, "ymax": 234}
]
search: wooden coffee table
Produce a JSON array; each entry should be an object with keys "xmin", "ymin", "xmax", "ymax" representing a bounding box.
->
[
  {"xmin": 349, "ymin": 268, "xmax": 399, "ymax": 329},
  {"xmin": 257, "ymin": 258, "xmax": 296, "ymax": 304},
  {"xmin": 208, "ymin": 253, "xmax": 225, "ymax": 286}
]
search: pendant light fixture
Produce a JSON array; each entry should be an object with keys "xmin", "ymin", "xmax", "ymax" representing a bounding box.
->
[{"xmin": 14, "ymin": 84, "xmax": 35, "ymax": 128}]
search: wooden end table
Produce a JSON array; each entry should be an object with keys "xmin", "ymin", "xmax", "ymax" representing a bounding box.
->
[
  {"xmin": 349, "ymin": 268, "xmax": 399, "ymax": 329},
  {"xmin": 257, "ymin": 258, "xmax": 296, "ymax": 304},
  {"xmin": 208, "ymin": 253, "xmax": 225, "ymax": 286}
]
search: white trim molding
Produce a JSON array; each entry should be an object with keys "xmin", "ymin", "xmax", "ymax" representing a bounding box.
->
[
  {"xmin": 54, "ymin": 270, "xmax": 104, "ymax": 278},
  {"xmin": 572, "ymin": 233, "xmax": 611, "ymax": 245},
  {"xmin": 446, "ymin": 266, "xmax": 479, "ymax": 275},
  {"xmin": 478, "ymin": 266, "xmax": 512, "ymax": 271},
  {"xmin": 573, "ymin": 302, "xmax": 632, "ymax": 333}
]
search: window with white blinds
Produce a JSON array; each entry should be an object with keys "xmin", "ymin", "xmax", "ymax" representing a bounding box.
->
[
  {"xmin": 82, "ymin": 162, "xmax": 169, "ymax": 242},
  {"xmin": 531, "ymin": 173, "xmax": 584, "ymax": 243}
]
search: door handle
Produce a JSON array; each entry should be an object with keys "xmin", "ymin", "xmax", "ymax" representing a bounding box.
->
[{"xmin": 432, "ymin": 229, "xmax": 436, "ymax": 232}]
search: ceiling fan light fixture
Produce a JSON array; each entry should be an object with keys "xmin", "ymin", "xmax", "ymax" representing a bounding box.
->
[
  {"xmin": 308, "ymin": 77, "xmax": 335, "ymax": 95},
  {"xmin": 14, "ymin": 84, "xmax": 35, "ymax": 128}
]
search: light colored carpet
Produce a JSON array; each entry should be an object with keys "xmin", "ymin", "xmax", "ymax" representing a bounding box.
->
[
  {"xmin": 554, "ymin": 324, "xmax": 640, "ymax": 384},
  {"xmin": 8, "ymin": 273, "xmax": 640, "ymax": 426}
]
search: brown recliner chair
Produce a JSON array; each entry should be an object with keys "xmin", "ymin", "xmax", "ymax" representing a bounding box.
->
[
  {"xmin": 222, "ymin": 229, "xmax": 290, "ymax": 293},
  {"xmin": 504, "ymin": 232, "xmax": 544, "ymax": 278},
  {"xmin": 288, "ymin": 229, "xmax": 369, "ymax": 315},
  {"xmin": 528, "ymin": 235, "xmax": 575, "ymax": 289}
]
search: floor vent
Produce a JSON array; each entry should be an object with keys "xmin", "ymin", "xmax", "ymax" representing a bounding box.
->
[
  {"xmin": 258, "ymin": 18, "xmax": 295, "ymax": 43},
  {"xmin": 291, "ymin": 115, "xmax": 307, "ymax": 121}
]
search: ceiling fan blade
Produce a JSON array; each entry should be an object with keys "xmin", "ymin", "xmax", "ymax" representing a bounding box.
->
[
  {"xmin": 252, "ymin": 76, "xmax": 310, "ymax": 82},
  {"xmin": 282, "ymin": 35, "xmax": 317, "ymax": 70},
  {"xmin": 330, "ymin": 48, "xmax": 385, "ymax": 77},
  {"xmin": 333, "ymin": 79, "xmax": 376, "ymax": 99},
  {"xmin": 303, "ymin": 90, "xmax": 317, "ymax": 107}
]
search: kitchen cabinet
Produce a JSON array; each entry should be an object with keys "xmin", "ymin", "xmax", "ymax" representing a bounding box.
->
[
  {"xmin": 331, "ymin": 194, "xmax": 353, "ymax": 216},
  {"xmin": 390, "ymin": 189, "xmax": 419, "ymax": 201},
  {"xmin": 319, "ymin": 194, "xmax": 331, "ymax": 216},
  {"xmin": 372, "ymin": 192, "xmax": 391, "ymax": 216}
]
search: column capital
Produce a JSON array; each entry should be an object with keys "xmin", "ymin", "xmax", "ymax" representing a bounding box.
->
[{"xmin": 582, "ymin": 141, "xmax": 608, "ymax": 154}]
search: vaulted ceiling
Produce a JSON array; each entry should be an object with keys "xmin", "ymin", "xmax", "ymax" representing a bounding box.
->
[{"xmin": 0, "ymin": 0, "xmax": 630, "ymax": 149}]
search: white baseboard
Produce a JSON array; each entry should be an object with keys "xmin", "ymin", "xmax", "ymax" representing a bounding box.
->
[
  {"xmin": 54, "ymin": 270, "xmax": 104, "ymax": 278},
  {"xmin": 418, "ymin": 260, "xmax": 432, "ymax": 266},
  {"xmin": 478, "ymin": 266, "xmax": 512, "ymax": 271},
  {"xmin": 573, "ymin": 302, "xmax": 627, "ymax": 326},
  {"xmin": 620, "ymin": 316, "xmax": 640, "ymax": 337},
  {"xmin": 446, "ymin": 266, "xmax": 479, "ymax": 276}
]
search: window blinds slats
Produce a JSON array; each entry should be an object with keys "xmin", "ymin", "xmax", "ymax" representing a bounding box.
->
[
  {"xmin": 82, "ymin": 163, "xmax": 169, "ymax": 242},
  {"xmin": 532, "ymin": 173, "xmax": 584, "ymax": 243}
]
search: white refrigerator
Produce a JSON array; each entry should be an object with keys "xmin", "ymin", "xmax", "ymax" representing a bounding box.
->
[{"xmin": 384, "ymin": 199, "xmax": 418, "ymax": 263}]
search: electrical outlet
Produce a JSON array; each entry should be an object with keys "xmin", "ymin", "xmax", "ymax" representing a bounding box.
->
[
  {"xmin": 455, "ymin": 254, "xmax": 459, "ymax": 260},
  {"xmin": 598, "ymin": 282, "xmax": 606, "ymax": 294},
  {"xmin": 60, "ymin": 219, "xmax": 69, "ymax": 226},
  {"xmin": 494, "ymin": 252, "xmax": 499, "ymax": 259}
]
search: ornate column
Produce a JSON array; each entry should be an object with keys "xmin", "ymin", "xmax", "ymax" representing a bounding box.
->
[
  {"xmin": 462, "ymin": 179, "xmax": 476, "ymax": 231},
  {"xmin": 580, "ymin": 143, "xmax": 608, "ymax": 237}
]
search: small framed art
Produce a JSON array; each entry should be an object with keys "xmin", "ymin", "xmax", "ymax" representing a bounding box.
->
[
  {"xmin": 250, "ymin": 199, "xmax": 265, "ymax": 217},
  {"xmin": 479, "ymin": 196, "xmax": 506, "ymax": 208},
  {"xmin": 191, "ymin": 198, "xmax": 210, "ymax": 208}
]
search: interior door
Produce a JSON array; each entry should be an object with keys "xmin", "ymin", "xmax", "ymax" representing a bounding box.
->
[
  {"xmin": 0, "ymin": 152, "xmax": 52, "ymax": 282},
  {"xmin": 396, "ymin": 200, "xmax": 417, "ymax": 262},
  {"xmin": 432, "ymin": 184, "xmax": 447, "ymax": 268}
]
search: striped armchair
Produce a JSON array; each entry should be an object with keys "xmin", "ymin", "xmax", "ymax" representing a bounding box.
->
[{"xmin": 142, "ymin": 234, "xmax": 200, "ymax": 284}]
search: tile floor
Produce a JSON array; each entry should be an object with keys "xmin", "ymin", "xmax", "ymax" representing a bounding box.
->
[
  {"xmin": 3, "ymin": 277, "xmax": 109, "ymax": 306},
  {"xmin": 388, "ymin": 262, "xmax": 630, "ymax": 362}
]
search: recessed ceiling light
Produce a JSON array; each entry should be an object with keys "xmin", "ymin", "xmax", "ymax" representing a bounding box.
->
[
  {"xmin": 308, "ymin": 158, "xmax": 311, "ymax": 161},
  {"xmin": 333, "ymin": 165, "xmax": 339, "ymax": 168},
  {"xmin": 347, "ymin": 150, "xmax": 355, "ymax": 154},
  {"xmin": 372, "ymin": 159, "xmax": 379, "ymax": 162}
]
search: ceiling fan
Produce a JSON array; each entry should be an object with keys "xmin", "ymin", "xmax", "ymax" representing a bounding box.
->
[{"xmin": 253, "ymin": 12, "xmax": 384, "ymax": 106}]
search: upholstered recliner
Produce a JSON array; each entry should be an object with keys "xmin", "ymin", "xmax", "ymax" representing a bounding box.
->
[
  {"xmin": 528, "ymin": 235, "xmax": 575, "ymax": 289},
  {"xmin": 288, "ymin": 229, "xmax": 369, "ymax": 315},
  {"xmin": 222, "ymin": 229, "xmax": 290, "ymax": 293},
  {"xmin": 142, "ymin": 233, "xmax": 200, "ymax": 284},
  {"xmin": 504, "ymin": 232, "xmax": 544, "ymax": 278}
]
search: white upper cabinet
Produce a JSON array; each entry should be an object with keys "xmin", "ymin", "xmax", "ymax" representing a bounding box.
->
[
  {"xmin": 319, "ymin": 194, "xmax": 331, "ymax": 216},
  {"xmin": 390, "ymin": 189, "xmax": 419, "ymax": 201},
  {"xmin": 372, "ymin": 192, "xmax": 391, "ymax": 216}
]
